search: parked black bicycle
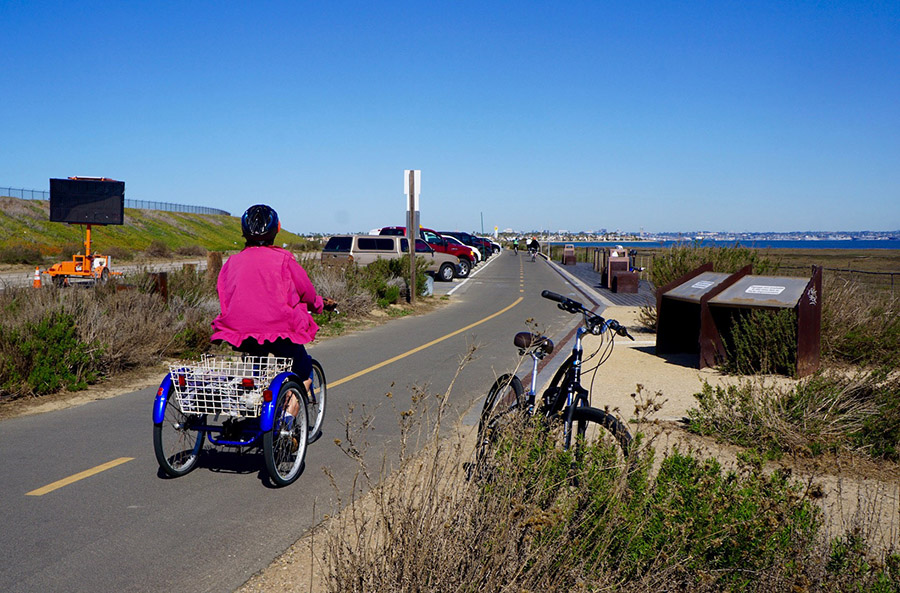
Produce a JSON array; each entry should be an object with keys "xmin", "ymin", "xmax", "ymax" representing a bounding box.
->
[{"xmin": 473, "ymin": 290, "xmax": 634, "ymax": 473}]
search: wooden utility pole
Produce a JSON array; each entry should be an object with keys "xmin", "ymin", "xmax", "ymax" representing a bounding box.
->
[{"xmin": 404, "ymin": 170, "xmax": 420, "ymax": 303}]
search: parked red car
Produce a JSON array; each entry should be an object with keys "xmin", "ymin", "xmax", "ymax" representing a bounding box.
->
[{"xmin": 379, "ymin": 226, "xmax": 477, "ymax": 278}]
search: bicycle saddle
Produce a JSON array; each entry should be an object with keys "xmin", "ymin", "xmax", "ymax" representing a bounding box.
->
[{"xmin": 513, "ymin": 332, "xmax": 554, "ymax": 354}]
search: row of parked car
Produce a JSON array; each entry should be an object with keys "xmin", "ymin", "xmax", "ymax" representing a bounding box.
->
[{"xmin": 321, "ymin": 227, "xmax": 501, "ymax": 281}]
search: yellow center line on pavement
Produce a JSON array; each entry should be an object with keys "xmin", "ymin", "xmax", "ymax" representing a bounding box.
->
[
  {"xmin": 27, "ymin": 457, "xmax": 134, "ymax": 496},
  {"xmin": 330, "ymin": 297, "xmax": 523, "ymax": 388}
]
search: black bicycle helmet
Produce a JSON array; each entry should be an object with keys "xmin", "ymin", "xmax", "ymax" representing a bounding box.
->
[{"xmin": 241, "ymin": 204, "xmax": 280, "ymax": 246}]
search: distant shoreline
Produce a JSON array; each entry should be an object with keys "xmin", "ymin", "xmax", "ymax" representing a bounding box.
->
[{"xmin": 546, "ymin": 239, "xmax": 899, "ymax": 250}]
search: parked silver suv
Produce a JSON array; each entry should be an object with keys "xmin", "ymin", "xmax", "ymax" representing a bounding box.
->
[{"xmin": 321, "ymin": 235, "xmax": 461, "ymax": 281}]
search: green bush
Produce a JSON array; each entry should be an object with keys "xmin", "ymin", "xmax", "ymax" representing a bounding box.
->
[
  {"xmin": 377, "ymin": 284, "xmax": 401, "ymax": 308},
  {"xmin": 328, "ymin": 411, "xmax": 857, "ymax": 592},
  {"xmin": 355, "ymin": 256, "xmax": 429, "ymax": 299},
  {"xmin": 720, "ymin": 308, "xmax": 798, "ymax": 376},
  {"xmin": 0, "ymin": 310, "xmax": 100, "ymax": 396}
]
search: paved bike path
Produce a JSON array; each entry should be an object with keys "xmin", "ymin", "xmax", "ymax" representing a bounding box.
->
[{"xmin": 0, "ymin": 249, "xmax": 582, "ymax": 592}]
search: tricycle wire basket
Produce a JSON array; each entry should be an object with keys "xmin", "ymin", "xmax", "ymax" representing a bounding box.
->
[{"xmin": 168, "ymin": 355, "xmax": 292, "ymax": 418}]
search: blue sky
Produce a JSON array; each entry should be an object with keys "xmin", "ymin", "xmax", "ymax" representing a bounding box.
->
[{"xmin": 2, "ymin": 1, "xmax": 898, "ymax": 235}]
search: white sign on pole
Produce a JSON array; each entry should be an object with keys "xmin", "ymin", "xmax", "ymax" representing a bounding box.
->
[{"xmin": 403, "ymin": 170, "xmax": 421, "ymax": 211}]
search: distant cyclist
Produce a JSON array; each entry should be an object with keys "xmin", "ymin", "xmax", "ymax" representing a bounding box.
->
[
  {"xmin": 512, "ymin": 237, "xmax": 519, "ymax": 254},
  {"xmin": 528, "ymin": 237, "xmax": 540, "ymax": 261}
]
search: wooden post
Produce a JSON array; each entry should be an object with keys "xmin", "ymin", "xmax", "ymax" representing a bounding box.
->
[
  {"xmin": 206, "ymin": 251, "xmax": 223, "ymax": 287},
  {"xmin": 407, "ymin": 172, "xmax": 416, "ymax": 303}
]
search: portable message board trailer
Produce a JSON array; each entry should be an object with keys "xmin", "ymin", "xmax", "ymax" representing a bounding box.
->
[
  {"xmin": 44, "ymin": 177, "xmax": 124, "ymax": 286},
  {"xmin": 656, "ymin": 264, "xmax": 823, "ymax": 377}
]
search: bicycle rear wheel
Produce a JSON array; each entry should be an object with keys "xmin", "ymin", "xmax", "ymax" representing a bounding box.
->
[{"xmin": 474, "ymin": 374, "xmax": 525, "ymax": 470}]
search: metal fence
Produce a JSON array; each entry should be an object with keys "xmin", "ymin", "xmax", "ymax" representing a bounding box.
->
[{"xmin": 1, "ymin": 186, "xmax": 230, "ymax": 216}]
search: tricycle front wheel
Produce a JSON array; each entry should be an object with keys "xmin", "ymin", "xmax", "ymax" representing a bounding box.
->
[
  {"xmin": 153, "ymin": 393, "xmax": 205, "ymax": 477},
  {"xmin": 263, "ymin": 380, "xmax": 309, "ymax": 487},
  {"xmin": 306, "ymin": 360, "xmax": 326, "ymax": 444}
]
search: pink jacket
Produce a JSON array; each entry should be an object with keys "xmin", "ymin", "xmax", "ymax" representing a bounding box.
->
[{"xmin": 211, "ymin": 246, "xmax": 324, "ymax": 347}]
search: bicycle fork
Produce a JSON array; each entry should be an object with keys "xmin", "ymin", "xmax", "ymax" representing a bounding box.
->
[{"xmin": 561, "ymin": 327, "xmax": 587, "ymax": 448}]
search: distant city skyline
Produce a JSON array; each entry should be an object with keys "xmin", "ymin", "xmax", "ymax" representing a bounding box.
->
[{"xmin": 1, "ymin": 2, "xmax": 897, "ymax": 234}]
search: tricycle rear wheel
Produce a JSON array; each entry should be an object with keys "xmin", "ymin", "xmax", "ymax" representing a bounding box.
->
[
  {"xmin": 153, "ymin": 390, "xmax": 205, "ymax": 477},
  {"xmin": 263, "ymin": 380, "xmax": 309, "ymax": 486}
]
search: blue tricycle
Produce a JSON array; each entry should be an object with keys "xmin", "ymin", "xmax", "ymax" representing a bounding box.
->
[{"xmin": 152, "ymin": 354, "xmax": 326, "ymax": 487}]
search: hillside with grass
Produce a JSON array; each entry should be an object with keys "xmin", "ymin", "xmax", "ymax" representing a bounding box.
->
[{"xmin": 0, "ymin": 196, "xmax": 314, "ymax": 261}]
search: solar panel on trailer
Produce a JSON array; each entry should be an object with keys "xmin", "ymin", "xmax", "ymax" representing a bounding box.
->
[{"xmin": 49, "ymin": 178, "xmax": 125, "ymax": 225}]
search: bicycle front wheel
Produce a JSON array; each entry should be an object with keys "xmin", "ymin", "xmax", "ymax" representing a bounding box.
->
[
  {"xmin": 475, "ymin": 374, "xmax": 525, "ymax": 467},
  {"xmin": 305, "ymin": 360, "xmax": 326, "ymax": 444},
  {"xmin": 263, "ymin": 380, "xmax": 309, "ymax": 487},
  {"xmin": 567, "ymin": 405, "xmax": 632, "ymax": 464}
]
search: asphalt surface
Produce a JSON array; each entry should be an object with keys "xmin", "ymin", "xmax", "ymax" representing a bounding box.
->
[{"xmin": 0, "ymin": 250, "xmax": 596, "ymax": 592}]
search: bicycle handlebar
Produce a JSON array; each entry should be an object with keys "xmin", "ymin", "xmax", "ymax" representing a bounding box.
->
[
  {"xmin": 541, "ymin": 289, "xmax": 633, "ymax": 340},
  {"xmin": 540, "ymin": 290, "xmax": 583, "ymax": 313}
]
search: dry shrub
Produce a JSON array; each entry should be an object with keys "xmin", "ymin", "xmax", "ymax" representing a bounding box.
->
[
  {"xmin": 175, "ymin": 244, "xmax": 206, "ymax": 256},
  {"xmin": 0, "ymin": 279, "xmax": 217, "ymax": 399},
  {"xmin": 143, "ymin": 239, "xmax": 171, "ymax": 258},
  {"xmin": 305, "ymin": 259, "xmax": 375, "ymax": 318},
  {"xmin": 688, "ymin": 371, "xmax": 899, "ymax": 461}
]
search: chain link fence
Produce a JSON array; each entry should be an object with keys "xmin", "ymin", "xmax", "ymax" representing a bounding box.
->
[{"xmin": 1, "ymin": 186, "xmax": 230, "ymax": 216}]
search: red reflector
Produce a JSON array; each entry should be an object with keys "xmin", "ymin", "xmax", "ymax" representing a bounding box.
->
[
  {"xmin": 241, "ymin": 378, "xmax": 255, "ymax": 388},
  {"xmin": 157, "ymin": 386, "xmax": 164, "ymax": 396},
  {"xmin": 263, "ymin": 389, "xmax": 273, "ymax": 402},
  {"xmin": 177, "ymin": 375, "xmax": 186, "ymax": 388}
]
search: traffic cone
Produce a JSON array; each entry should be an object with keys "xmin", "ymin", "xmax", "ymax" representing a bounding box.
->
[{"xmin": 33, "ymin": 267, "xmax": 41, "ymax": 288}]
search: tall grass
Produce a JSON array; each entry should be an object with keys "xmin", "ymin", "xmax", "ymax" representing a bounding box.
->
[
  {"xmin": 822, "ymin": 274, "xmax": 899, "ymax": 368},
  {"xmin": 687, "ymin": 371, "xmax": 900, "ymax": 462}
]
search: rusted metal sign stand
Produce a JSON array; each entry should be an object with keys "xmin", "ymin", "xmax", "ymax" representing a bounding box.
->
[{"xmin": 656, "ymin": 264, "xmax": 823, "ymax": 377}]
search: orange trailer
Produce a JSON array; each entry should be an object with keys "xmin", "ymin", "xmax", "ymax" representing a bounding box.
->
[{"xmin": 44, "ymin": 225, "xmax": 120, "ymax": 286}]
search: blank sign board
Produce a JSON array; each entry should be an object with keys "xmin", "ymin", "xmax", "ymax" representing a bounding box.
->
[{"xmin": 50, "ymin": 178, "xmax": 125, "ymax": 225}]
